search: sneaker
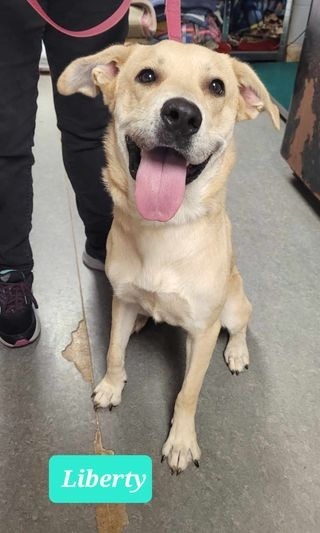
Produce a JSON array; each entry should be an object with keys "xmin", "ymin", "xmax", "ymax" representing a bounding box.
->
[
  {"xmin": 0, "ymin": 270, "xmax": 41, "ymax": 348},
  {"xmin": 82, "ymin": 251, "xmax": 105, "ymax": 272}
]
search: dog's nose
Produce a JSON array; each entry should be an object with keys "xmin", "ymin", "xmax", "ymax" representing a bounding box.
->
[{"xmin": 161, "ymin": 98, "xmax": 202, "ymax": 137}]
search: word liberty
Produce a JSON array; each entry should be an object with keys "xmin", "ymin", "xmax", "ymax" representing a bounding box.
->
[{"xmin": 62, "ymin": 468, "xmax": 146, "ymax": 494}]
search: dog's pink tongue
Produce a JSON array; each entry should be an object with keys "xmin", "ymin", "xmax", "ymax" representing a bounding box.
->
[{"xmin": 135, "ymin": 148, "xmax": 187, "ymax": 222}]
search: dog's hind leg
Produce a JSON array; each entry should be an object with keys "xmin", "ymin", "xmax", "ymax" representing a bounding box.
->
[
  {"xmin": 132, "ymin": 314, "xmax": 149, "ymax": 334},
  {"xmin": 92, "ymin": 296, "xmax": 139, "ymax": 410},
  {"xmin": 162, "ymin": 319, "xmax": 221, "ymax": 473},
  {"xmin": 220, "ymin": 265, "xmax": 252, "ymax": 374}
]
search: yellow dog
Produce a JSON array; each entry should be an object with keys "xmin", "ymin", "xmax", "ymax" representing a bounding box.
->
[{"xmin": 58, "ymin": 41, "xmax": 279, "ymax": 474}]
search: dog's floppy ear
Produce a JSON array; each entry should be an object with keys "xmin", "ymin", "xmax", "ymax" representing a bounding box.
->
[
  {"xmin": 57, "ymin": 44, "xmax": 133, "ymax": 97},
  {"xmin": 232, "ymin": 58, "xmax": 280, "ymax": 130}
]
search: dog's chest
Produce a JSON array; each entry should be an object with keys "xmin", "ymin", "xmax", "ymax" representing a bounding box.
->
[
  {"xmin": 107, "ymin": 219, "xmax": 231, "ymax": 330},
  {"xmin": 129, "ymin": 286, "xmax": 189, "ymax": 325},
  {"xmin": 108, "ymin": 257, "xmax": 227, "ymax": 330},
  {"xmin": 115, "ymin": 276, "xmax": 192, "ymax": 326}
]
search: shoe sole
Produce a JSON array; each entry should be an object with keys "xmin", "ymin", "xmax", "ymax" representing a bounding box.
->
[
  {"xmin": 0, "ymin": 308, "xmax": 41, "ymax": 348},
  {"xmin": 82, "ymin": 251, "xmax": 105, "ymax": 272}
]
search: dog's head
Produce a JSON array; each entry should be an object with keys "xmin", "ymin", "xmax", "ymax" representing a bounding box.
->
[{"xmin": 58, "ymin": 41, "xmax": 279, "ymax": 223}]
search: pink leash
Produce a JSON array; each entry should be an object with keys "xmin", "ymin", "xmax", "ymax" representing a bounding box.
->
[
  {"xmin": 25, "ymin": 0, "xmax": 131, "ymax": 38},
  {"xmin": 26, "ymin": 0, "xmax": 181, "ymax": 41},
  {"xmin": 165, "ymin": 0, "xmax": 181, "ymax": 42}
]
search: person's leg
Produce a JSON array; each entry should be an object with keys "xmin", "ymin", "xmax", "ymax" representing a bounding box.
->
[
  {"xmin": 0, "ymin": 0, "xmax": 45, "ymax": 272},
  {"xmin": 0, "ymin": 0, "xmax": 44, "ymax": 346},
  {"xmin": 43, "ymin": 1, "xmax": 129, "ymax": 263}
]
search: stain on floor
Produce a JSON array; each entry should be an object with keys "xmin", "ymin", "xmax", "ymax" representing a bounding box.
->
[{"xmin": 62, "ymin": 319, "xmax": 93, "ymax": 383}]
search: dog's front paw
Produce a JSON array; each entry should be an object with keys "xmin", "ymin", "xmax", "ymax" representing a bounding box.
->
[
  {"xmin": 224, "ymin": 336, "xmax": 249, "ymax": 374},
  {"xmin": 161, "ymin": 418, "xmax": 201, "ymax": 474},
  {"xmin": 91, "ymin": 374, "xmax": 126, "ymax": 411}
]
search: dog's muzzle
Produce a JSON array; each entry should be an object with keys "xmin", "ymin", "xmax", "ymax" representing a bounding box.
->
[{"xmin": 124, "ymin": 99, "xmax": 218, "ymax": 222}]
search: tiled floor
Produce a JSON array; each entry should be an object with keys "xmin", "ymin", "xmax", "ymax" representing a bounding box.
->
[{"xmin": 0, "ymin": 74, "xmax": 319, "ymax": 533}]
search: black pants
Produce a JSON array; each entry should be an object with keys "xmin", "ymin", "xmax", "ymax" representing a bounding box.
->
[{"xmin": 0, "ymin": 0, "xmax": 128, "ymax": 271}]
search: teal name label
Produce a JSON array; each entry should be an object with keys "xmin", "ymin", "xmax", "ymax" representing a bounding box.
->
[{"xmin": 49, "ymin": 455, "xmax": 152, "ymax": 503}]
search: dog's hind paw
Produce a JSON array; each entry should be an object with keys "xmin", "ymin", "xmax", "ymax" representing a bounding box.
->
[
  {"xmin": 224, "ymin": 336, "xmax": 249, "ymax": 374},
  {"xmin": 91, "ymin": 375, "xmax": 126, "ymax": 410}
]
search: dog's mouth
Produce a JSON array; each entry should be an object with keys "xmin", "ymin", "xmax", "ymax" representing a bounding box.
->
[
  {"xmin": 126, "ymin": 137, "xmax": 209, "ymax": 185},
  {"xmin": 126, "ymin": 136, "xmax": 211, "ymax": 222}
]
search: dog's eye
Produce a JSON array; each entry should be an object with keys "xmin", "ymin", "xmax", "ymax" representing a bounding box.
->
[
  {"xmin": 136, "ymin": 68, "xmax": 156, "ymax": 84},
  {"xmin": 209, "ymin": 79, "xmax": 225, "ymax": 97}
]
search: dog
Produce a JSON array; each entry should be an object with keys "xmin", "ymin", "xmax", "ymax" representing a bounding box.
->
[{"xmin": 58, "ymin": 40, "xmax": 279, "ymax": 474}]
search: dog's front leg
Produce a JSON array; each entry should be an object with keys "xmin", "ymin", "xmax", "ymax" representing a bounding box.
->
[
  {"xmin": 92, "ymin": 296, "xmax": 138, "ymax": 410},
  {"xmin": 162, "ymin": 320, "xmax": 221, "ymax": 473}
]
